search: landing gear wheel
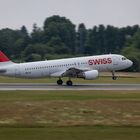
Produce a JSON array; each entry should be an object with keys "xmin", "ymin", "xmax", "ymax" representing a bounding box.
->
[
  {"xmin": 57, "ymin": 79, "xmax": 63, "ymax": 85},
  {"xmin": 66, "ymin": 80, "xmax": 73, "ymax": 86},
  {"xmin": 111, "ymin": 71, "xmax": 117, "ymax": 80},
  {"xmin": 112, "ymin": 76, "xmax": 117, "ymax": 80}
]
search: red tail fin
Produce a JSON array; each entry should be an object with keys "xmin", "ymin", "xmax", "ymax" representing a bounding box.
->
[{"xmin": 0, "ymin": 51, "xmax": 10, "ymax": 62}]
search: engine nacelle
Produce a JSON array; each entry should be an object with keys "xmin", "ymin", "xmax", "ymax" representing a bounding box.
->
[{"xmin": 83, "ymin": 70, "xmax": 99, "ymax": 80}]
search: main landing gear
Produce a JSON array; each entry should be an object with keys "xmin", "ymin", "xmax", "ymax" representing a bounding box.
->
[
  {"xmin": 57, "ymin": 79, "xmax": 63, "ymax": 85},
  {"xmin": 112, "ymin": 71, "xmax": 117, "ymax": 80},
  {"xmin": 57, "ymin": 78, "xmax": 73, "ymax": 86},
  {"xmin": 66, "ymin": 80, "xmax": 73, "ymax": 86}
]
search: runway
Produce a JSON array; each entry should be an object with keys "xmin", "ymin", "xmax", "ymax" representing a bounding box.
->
[{"xmin": 0, "ymin": 83, "xmax": 140, "ymax": 90}]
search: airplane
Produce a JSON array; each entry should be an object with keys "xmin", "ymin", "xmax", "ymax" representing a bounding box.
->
[{"xmin": 0, "ymin": 51, "xmax": 133, "ymax": 86}]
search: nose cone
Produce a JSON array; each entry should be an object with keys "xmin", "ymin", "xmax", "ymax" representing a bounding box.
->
[{"xmin": 128, "ymin": 60, "xmax": 133, "ymax": 67}]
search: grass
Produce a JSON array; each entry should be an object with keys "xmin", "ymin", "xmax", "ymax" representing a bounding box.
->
[
  {"xmin": 0, "ymin": 90, "xmax": 139, "ymax": 127},
  {"xmin": 0, "ymin": 84, "xmax": 140, "ymax": 139},
  {"xmin": 0, "ymin": 126, "xmax": 140, "ymax": 140},
  {"xmin": 0, "ymin": 90, "xmax": 140, "ymax": 102}
]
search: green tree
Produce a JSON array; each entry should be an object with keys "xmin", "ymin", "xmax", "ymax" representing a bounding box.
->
[
  {"xmin": 85, "ymin": 28, "xmax": 96, "ymax": 55},
  {"xmin": 31, "ymin": 23, "xmax": 44, "ymax": 44},
  {"xmin": 43, "ymin": 15, "xmax": 76, "ymax": 54},
  {"xmin": 47, "ymin": 36, "xmax": 70, "ymax": 54},
  {"xmin": 12, "ymin": 26, "xmax": 30, "ymax": 59},
  {"xmin": 25, "ymin": 53, "xmax": 42, "ymax": 62},
  {"xmin": 104, "ymin": 25, "xmax": 119, "ymax": 53},
  {"xmin": 85, "ymin": 25, "xmax": 106, "ymax": 55},
  {"xmin": 122, "ymin": 29, "xmax": 140, "ymax": 71},
  {"xmin": 20, "ymin": 26, "xmax": 30, "ymax": 48},
  {"xmin": 76, "ymin": 23, "xmax": 87, "ymax": 54},
  {"xmin": 0, "ymin": 28, "xmax": 22, "ymax": 57},
  {"xmin": 23, "ymin": 44, "xmax": 48, "ymax": 59}
]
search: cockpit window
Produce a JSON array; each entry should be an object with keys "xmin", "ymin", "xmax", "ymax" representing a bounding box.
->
[{"xmin": 122, "ymin": 57, "xmax": 127, "ymax": 61}]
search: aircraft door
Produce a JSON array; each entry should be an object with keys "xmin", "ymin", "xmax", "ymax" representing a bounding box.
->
[
  {"xmin": 15, "ymin": 65, "xmax": 21, "ymax": 77},
  {"xmin": 112, "ymin": 56, "xmax": 119, "ymax": 69}
]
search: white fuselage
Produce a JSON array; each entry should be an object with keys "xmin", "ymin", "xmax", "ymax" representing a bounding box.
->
[{"xmin": 0, "ymin": 54, "xmax": 133, "ymax": 79}]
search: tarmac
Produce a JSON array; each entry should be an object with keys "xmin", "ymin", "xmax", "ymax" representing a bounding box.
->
[{"xmin": 0, "ymin": 83, "xmax": 140, "ymax": 90}]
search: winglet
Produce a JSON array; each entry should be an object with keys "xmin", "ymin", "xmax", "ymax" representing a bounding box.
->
[{"xmin": 0, "ymin": 51, "xmax": 10, "ymax": 62}]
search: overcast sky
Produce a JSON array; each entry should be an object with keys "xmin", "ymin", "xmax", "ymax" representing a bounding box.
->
[{"xmin": 0, "ymin": 0, "xmax": 139, "ymax": 32}]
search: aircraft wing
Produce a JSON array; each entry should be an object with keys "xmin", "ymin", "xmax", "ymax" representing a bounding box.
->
[
  {"xmin": 50, "ymin": 70, "xmax": 66, "ymax": 77},
  {"xmin": 51, "ymin": 67, "xmax": 90, "ymax": 78}
]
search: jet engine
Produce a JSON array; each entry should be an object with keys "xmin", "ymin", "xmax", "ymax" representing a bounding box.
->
[{"xmin": 78, "ymin": 70, "xmax": 99, "ymax": 80}]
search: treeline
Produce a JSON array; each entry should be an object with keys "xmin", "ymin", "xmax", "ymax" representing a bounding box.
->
[{"xmin": 0, "ymin": 15, "xmax": 140, "ymax": 71}]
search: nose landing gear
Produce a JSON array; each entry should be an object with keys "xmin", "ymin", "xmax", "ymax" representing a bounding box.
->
[{"xmin": 112, "ymin": 71, "xmax": 117, "ymax": 80}]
